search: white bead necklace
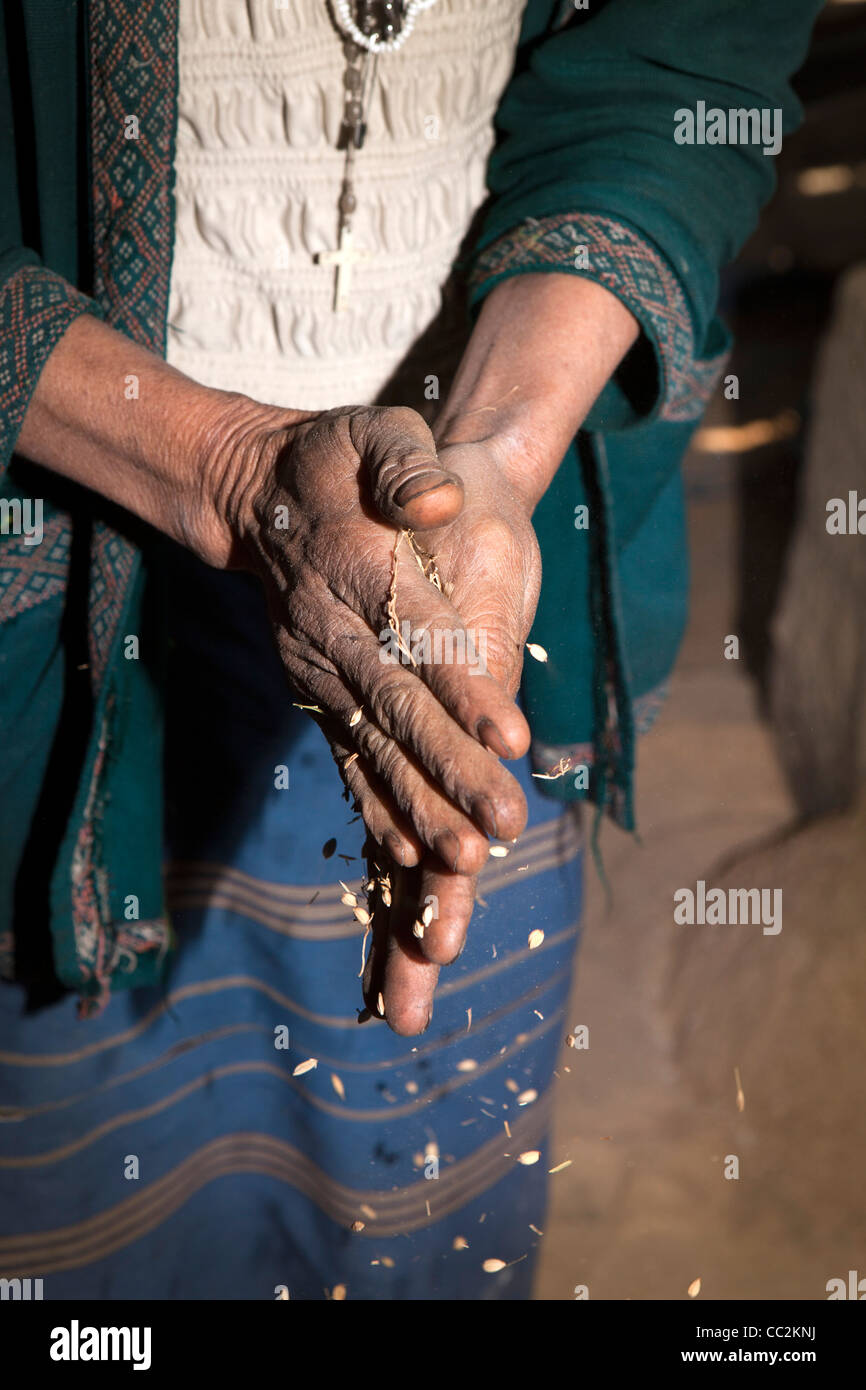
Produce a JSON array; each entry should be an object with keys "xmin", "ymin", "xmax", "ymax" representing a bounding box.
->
[{"xmin": 332, "ymin": 0, "xmax": 439, "ymax": 55}]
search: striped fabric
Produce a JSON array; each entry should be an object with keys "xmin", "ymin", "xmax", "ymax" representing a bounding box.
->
[{"xmin": 0, "ymin": 556, "xmax": 583, "ymax": 1300}]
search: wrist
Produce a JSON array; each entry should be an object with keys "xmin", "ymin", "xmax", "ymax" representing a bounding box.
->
[
  {"xmin": 180, "ymin": 389, "xmax": 291, "ymax": 569},
  {"xmin": 15, "ymin": 313, "xmax": 303, "ymax": 570},
  {"xmin": 436, "ymin": 272, "xmax": 639, "ymax": 509}
]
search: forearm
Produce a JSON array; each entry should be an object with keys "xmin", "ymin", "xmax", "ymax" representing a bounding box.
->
[
  {"xmin": 14, "ymin": 313, "xmax": 286, "ymax": 567},
  {"xmin": 436, "ymin": 273, "xmax": 639, "ymax": 509}
]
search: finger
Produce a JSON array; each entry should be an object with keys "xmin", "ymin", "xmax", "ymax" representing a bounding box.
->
[
  {"xmin": 332, "ymin": 637, "xmax": 528, "ymax": 840},
  {"xmin": 337, "ymin": 705, "xmax": 493, "ymax": 874},
  {"xmin": 281, "ymin": 605, "xmax": 527, "ymax": 850},
  {"xmin": 323, "ymin": 722, "xmax": 424, "ymax": 868},
  {"xmin": 340, "ymin": 531, "xmax": 531, "ymax": 760},
  {"xmin": 302, "ymin": 675, "xmax": 491, "ymax": 873},
  {"xmin": 412, "ymin": 862, "xmax": 478, "ymax": 967},
  {"xmin": 362, "ymin": 860, "xmax": 440, "ymax": 1036},
  {"xmin": 351, "ymin": 406, "xmax": 465, "ymax": 531}
]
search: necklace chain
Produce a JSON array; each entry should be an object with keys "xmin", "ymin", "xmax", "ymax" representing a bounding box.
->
[{"xmin": 316, "ymin": 2, "xmax": 438, "ymax": 309}]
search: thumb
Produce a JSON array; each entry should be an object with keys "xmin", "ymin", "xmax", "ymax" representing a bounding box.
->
[{"xmin": 353, "ymin": 406, "xmax": 464, "ymax": 531}]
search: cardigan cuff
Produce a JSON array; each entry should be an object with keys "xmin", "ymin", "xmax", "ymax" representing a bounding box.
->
[
  {"xmin": 467, "ymin": 212, "xmax": 728, "ymax": 431},
  {"xmin": 0, "ymin": 263, "xmax": 104, "ymax": 476}
]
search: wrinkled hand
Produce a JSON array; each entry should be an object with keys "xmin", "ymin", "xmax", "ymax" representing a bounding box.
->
[
  {"xmin": 360, "ymin": 436, "xmax": 542, "ymax": 1033},
  {"xmin": 221, "ymin": 401, "xmax": 531, "ymax": 887}
]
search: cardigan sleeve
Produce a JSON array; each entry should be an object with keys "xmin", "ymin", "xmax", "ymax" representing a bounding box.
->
[
  {"xmin": 0, "ymin": 259, "xmax": 103, "ymax": 478},
  {"xmin": 0, "ymin": 1, "xmax": 103, "ymax": 480},
  {"xmin": 468, "ymin": 0, "xmax": 823, "ymax": 429}
]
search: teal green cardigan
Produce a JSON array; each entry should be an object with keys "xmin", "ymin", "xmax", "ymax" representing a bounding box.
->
[{"xmin": 0, "ymin": 0, "xmax": 821, "ymax": 1006}]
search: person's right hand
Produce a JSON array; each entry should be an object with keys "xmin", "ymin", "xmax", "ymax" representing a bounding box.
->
[
  {"xmin": 14, "ymin": 306, "xmax": 528, "ymax": 1016},
  {"xmin": 200, "ymin": 397, "xmax": 530, "ymax": 877}
]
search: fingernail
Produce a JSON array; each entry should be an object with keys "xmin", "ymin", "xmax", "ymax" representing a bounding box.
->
[
  {"xmin": 433, "ymin": 829, "xmax": 461, "ymax": 873},
  {"xmin": 393, "ymin": 472, "xmax": 446, "ymax": 508},
  {"xmin": 383, "ymin": 828, "xmax": 405, "ymax": 866},
  {"xmin": 422, "ymin": 1010, "xmax": 433, "ymax": 1033},
  {"xmin": 476, "ymin": 716, "xmax": 514, "ymax": 760},
  {"xmin": 471, "ymin": 794, "xmax": 499, "ymax": 839}
]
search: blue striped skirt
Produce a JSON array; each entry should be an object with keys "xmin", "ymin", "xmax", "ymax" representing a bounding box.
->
[{"xmin": 0, "ymin": 560, "xmax": 583, "ymax": 1300}]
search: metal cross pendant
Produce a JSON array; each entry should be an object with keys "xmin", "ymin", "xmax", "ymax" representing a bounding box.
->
[{"xmin": 314, "ymin": 223, "xmax": 370, "ymax": 313}]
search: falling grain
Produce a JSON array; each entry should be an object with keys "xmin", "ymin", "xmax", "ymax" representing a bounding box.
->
[
  {"xmin": 516, "ymin": 1088, "xmax": 537, "ymax": 1106},
  {"xmin": 489, "ymin": 845, "xmax": 509, "ymax": 858},
  {"xmin": 548, "ymin": 1159, "xmax": 572, "ymax": 1174},
  {"xmin": 351, "ymin": 1220, "xmax": 365, "ymax": 1232},
  {"xmin": 453, "ymin": 1236, "xmax": 469, "ymax": 1251},
  {"xmin": 466, "ymin": 1007, "xmax": 472, "ymax": 1033},
  {"xmin": 734, "ymin": 1065, "xmax": 745, "ymax": 1113},
  {"xmin": 341, "ymin": 891, "xmax": 358, "ymax": 908},
  {"xmin": 482, "ymin": 1259, "xmax": 506, "ymax": 1273},
  {"xmin": 505, "ymin": 1079, "xmax": 519, "ymax": 1094},
  {"xmin": 457, "ymin": 1059, "xmax": 478, "ymax": 1072},
  {"xmin": 331, "ymin": 1284, "xmax": 347, "ymax": 1301},
  {"xmin": 688, "ymin": 1277, "xmax": 701, "ymax": 1299},
  {"xmin": 343, "ymin": 752, "xmax": 359, "ymax": 769},
  {"xmin": 412, "ymin": 920, "xmax": 425, "ymax": 939},
  {"xmin": 528, "ymin": 929, "xmax": 545, "ymax": 950},
  {"xmin": 292, "ymin": 1058, "xmax": 318, "ymax": 1077},
  {"xmin": 353, "ymin": 906, "xmax": 371, "ymax": 926},
  {"xmin": 532, "ymin": 756, "xmax": 571, "ymax": 781},
  {"xmin": 360, "ymin": 1203, "xmax": 377, "ymax": 1220},
  {"xmin": 504, "ymin": 1120, "xmax": 511, "ymax": 1138},
  {"xmin": 331, "ymin": 1073, "xmax": 346, "ymax": 1101},
  {"xmin": 517, "ymin": 1151, "xmax": 541, "ymax": 1165},
  {"xmin": 349, "ymin": 707, "xmax": 363, "ymax": 727},
  {"xmin": 377, "ymin": 992, "xmax": 385, "ymax": 1017},
  {"xmin": 358, "ymin": 920, "xmax": 371, "ymax": 978},
  {"xmin": 386, "ymin": 531, "xmax": 417, "ymax": 666},
  {"xmin": 526, "ymin": 642, "xmax": 548, "ymax": 662},
  {"xmin": 529, "ymin": 1224, "xmax": 544, "ymax": 1237}
]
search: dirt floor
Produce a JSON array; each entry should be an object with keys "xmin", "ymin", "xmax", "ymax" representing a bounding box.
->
[{"xmin": 534, "ymin": 449, "xmax": 866, "ymax": 1301}]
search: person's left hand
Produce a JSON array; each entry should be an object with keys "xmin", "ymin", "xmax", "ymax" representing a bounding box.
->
[
  {"xmin": 360, "ymin": 435, "xmax": 543, "ymax": 1033},
  {"xmin": 357, "ymin": 271, "xmax": 639, "ymax": 1033}
]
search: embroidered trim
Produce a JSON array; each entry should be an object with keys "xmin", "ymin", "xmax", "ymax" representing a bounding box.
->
[
  {"xmin": 0, "ymin": 265, "xmax": 99, "ymax": 476},
  {"xmin": 89, "ymin": 0, "xmax": 179, "ymax": 349},
  {"xmin": 530, "ymin": 678, "xmax": 670, "ymax": 828},
  {"xmin": 62, "ymin": 0, "xmax": 180, "ymax": 1005},
  {"xmin": 0, "ymin": 514, "xmax": 71, "ymax": 624},
  {"xmin": 87, "ymin": 530, "xmax": 137, "ymax": 685},
  {"xmin": 86, "ymin": 0, "xmax": 179, "ymax": 690},
  {"xmin": 469, "ymin": 213, "xmax": 726, "ymax": 422},
  {"xmin": 70, "ymin": 705, "xmax": 172, "ymax": 1013}
]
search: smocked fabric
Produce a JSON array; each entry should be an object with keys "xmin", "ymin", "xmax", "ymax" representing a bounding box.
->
[{"xmin": 166, "ymin": 0, "xmax": 526, "ymax": 408}]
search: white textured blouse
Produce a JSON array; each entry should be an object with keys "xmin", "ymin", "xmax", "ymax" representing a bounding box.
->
[{"xmin": 165, "ymin": 0, "xmax": 526, "ymax": 411}]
